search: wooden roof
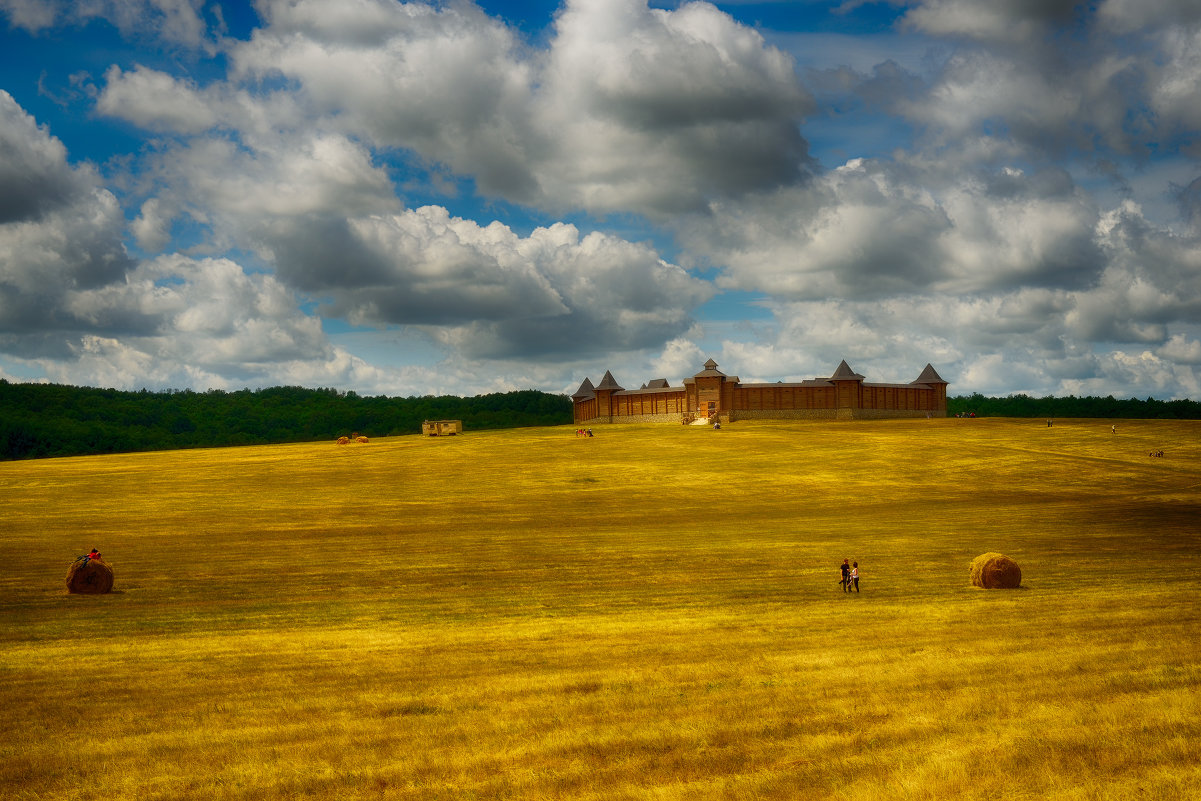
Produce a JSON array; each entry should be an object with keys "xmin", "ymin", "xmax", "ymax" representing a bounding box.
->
[
  {"xmin": 740, "ymin": 379, "xmax": 833, "ymax": 389},
  {"xmin": 572, "ymin": 377, "xmax": 596, "ymax": 400},
  {"xmin": 911, "ymin": 363, "xmax": 948, "ymax": 385},
  {"xmin": 828, "ymin": 360, "xmax": 865, "ymax": 381},
  {"xmin": 614, "ymin": 386, "xmax": 682, "ymax": 396},
  {"xmin": 693, "ymin": 358, "xmax": 726, "ymax": 378},
  {"xmin": 594, "ymin": 370, "xmax": 624, "ymax": 391}
]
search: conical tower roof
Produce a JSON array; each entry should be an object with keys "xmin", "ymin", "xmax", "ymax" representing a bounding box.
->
[
  {"xmin": 693, "ymin": 358, "xmax": 726, "ymax": 378},
  {"xmin": 911, "ymin": 363, "xmax": 947, "ymax": 385},
  {"xmin": 594, "ymin": 370, "xmax": 624, "ymax": 391},
  {"xmin": 572, "ymin": 377, "xmax": 596, "ymax": 399},
  {"xmin": 829, "ymin": 359, "xmax": 865, "ymax": 381}
]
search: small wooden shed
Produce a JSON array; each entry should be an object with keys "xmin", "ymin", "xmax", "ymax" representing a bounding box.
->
[{"xmin": 422, "ymin": 420, "xmax": 462, "ymax": 436}]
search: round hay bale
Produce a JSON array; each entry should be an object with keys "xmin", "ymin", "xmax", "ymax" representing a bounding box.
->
[
  {"xmin": 66, "ymin": 558, "xmax": 114, "ymax": 594},
  {"xmin": 970, "ymin": 552, "xmax": 1021, "ymax": 589}
]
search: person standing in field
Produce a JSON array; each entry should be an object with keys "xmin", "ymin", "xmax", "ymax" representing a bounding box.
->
[
  {"xmin": 851, "ymin": 562, "xmax": 859, "ymax": 593},
  {"xmin": 840, "ymin": 559, "xmax": 850, "ymax": 592}
]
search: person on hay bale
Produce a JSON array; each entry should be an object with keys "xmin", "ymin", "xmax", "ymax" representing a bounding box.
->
[
  {"xmin": 67, "ymin": 548, "xmax": 114, "ymax": 594},
  {"xmin": 72, "ymin": 549, "xmax": 100, "ymax": 567}
]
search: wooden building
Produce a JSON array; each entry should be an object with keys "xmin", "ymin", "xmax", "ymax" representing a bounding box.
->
[
  {"xmin": 422, "ymin": 420, "xmax": 463, "ymax": 436},
  {"xmin": 572, "ymin": 359, "xmax": 948, "ymax": 424}
]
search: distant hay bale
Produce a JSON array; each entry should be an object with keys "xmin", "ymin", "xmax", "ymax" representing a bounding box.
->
[
  {"xmin": 970, "ymin": 552, "xmax": 1021, "ymax": 589},
  {"xmin": 336, "ymin": 436, "xmax": 350, "ymax": 445},
  {"xmin": 355, "ymin": 436, "xmax": 369, "ymax": 443},
  {"xmin": 66, "ymin": 558, "xmax": 114, "ymax": 594}
]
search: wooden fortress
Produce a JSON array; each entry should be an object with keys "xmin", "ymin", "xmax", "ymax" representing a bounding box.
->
[{"xmin": 572, "ymin": 359, "xmax": 948, "ymax": 424}]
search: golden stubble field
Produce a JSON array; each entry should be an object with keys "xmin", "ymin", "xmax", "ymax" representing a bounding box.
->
[{"xmin": 1, "ymin": 418, "xmax": 1199, "ymax": 800}]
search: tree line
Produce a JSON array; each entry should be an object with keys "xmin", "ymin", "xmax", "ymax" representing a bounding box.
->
[
  {"xmin": 4, "ymin": 380, "xmax": 1198, "ymax": 461},
  {"xmin": 0, "ymin": 380, "xmax": 573, "ymax": 460},
  {"xmin": 947, "ymin": 393, "xmax": 1201, "ymax": 419}
]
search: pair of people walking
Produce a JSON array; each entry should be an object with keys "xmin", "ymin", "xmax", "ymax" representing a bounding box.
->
[{"xmin": 839, "ymin": 558, "xmax": 859, "ymax": 593}]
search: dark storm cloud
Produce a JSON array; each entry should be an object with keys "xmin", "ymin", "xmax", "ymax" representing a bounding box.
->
[
  {"xmin": 1177, "ymin": 176, "xmax": 1201, "ymax": 230},
  {"xmin": 0, "ymin": 90, "xmax": 95, "ymax": 225},
  {"xmin": 0, "ymin": 0, "xmax": 209, "ymax": 47},
  {"xmin": 229, "ymin": 0, "xmax": 815, "ymax": 218},
  {"xmin": 902, "ymin": 0, "xmax": 1084, "ymax": 44},
  {"xmin": 0, "ymin": 91, "xmax": 134, "ymax": 333},
  {"xmin": 1098, "ymin": 0, "xmax": 1201, "ymax": 33},
  {"xmin": 266, "ymin": 209, "xmax": 712, "ymax": 358},
  {"xmin": 685, "ymin": 157, "xmax": 1108, "ymax": 301},
  {"xmin": 437, "ymin": 308, "xmax": 696, "ymax": 361},
  {"xmin": 261, "ymin": 216, "xmax": 397, "ymax": 293},
  {"xmin": 898, "ymin": 0, "xmax": 1201, "ymax": 159}
]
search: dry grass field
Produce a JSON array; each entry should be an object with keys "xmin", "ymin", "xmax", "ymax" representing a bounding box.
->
[{"xmin": 2, "ymin": 417, "xmax": 1199, "ymax": 800}]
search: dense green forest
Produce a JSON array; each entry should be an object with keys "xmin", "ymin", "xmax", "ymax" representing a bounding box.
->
[
  {"xmin": 0, "ymin": 380, "xmax": 573, "ymax": 460},
  {"xmin": 947, "ymin": 393, "xmax": 1201, "ymax": 419}
]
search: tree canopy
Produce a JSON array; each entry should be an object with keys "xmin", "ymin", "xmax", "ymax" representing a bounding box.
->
[
  {"xmin": 0, "ymin": 380, "xmax": 572, "ymax": 460},
  {"xmin": 947, "ymin": 393, "xmax": 1201, "ymax": 420}
]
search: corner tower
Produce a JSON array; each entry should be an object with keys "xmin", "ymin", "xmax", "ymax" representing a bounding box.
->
[
  {"xmin": 572, "ymin": 377, "xmax": 596, "ymax": 424},
  {"xmin": 911, "ymin": 363, "xmax": 949, "ymax": 414},
  {"xmin": 593, "ymin": 370, "xmax": 624, "ymax": 422},
  {"xmin": 829, "ymin": 359, "xmax": 865, "ymax": 411}
]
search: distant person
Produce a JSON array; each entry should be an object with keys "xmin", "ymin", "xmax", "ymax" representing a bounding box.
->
[
  {"xmin": 587, "ymin": 428, "xmax": 593, "ymax": 437},
  {"xmin": 1047, "ymin": 419, "xmax": 1053, "ymax": 427},
  {"xmin": 1112, "ymin": 425, "xmax": 1116, "ymax": 434},
  {"xmin": 840, "ymin": 559, "xmax": 850, "ymax": 593},
  {"xmin": 851, "ymin": 562, "xmax": 860, "ymax": 593}
]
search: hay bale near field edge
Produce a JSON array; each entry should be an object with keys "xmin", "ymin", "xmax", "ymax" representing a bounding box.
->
[
  {"xmin": 970, "ymin": 552, "xmax": 1021, "ymax": 589},
  {"xmin": 66, "ymin": 558, "xmax": 114, "ymax": 594}
]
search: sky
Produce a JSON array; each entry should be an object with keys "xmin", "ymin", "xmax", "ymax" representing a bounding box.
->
[{"xmin": 1, "ymin": 0, "xmax": 1199, "ymax": 400}]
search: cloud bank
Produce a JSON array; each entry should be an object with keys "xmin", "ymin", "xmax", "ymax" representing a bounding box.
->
[{"xmin": 0, "ymin": 0, "xmax": 1198, "ymax": 400}]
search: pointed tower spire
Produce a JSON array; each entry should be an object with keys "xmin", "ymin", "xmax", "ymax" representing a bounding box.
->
[
  {"xmin": 594, "ymin": 370, "xmax": 624, "ymax": 392},
  {"xmin": 829, "ymin": 360, "xmax": 864, "ymax": 381},
  {"xmin": 911, "ymin": 364, "xmax": 947, "ymax": 385},
  {"xmin": 572, "ymin": 377, "xmax": 596, "ymax": 399}
]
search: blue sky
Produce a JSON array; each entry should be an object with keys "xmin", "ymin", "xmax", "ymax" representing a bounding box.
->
[{"xmin": 1, "ymin": 0, "xmax": 1199, "ymax": 399}]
